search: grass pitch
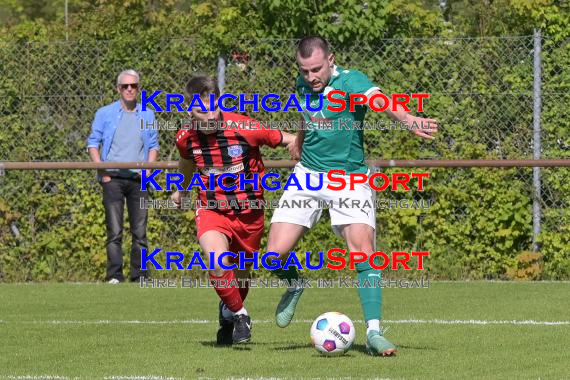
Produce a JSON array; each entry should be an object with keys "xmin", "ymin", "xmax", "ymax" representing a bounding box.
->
[{"xmin": 0, "ymin": 281, "xmax": 569, "ymax": 379}]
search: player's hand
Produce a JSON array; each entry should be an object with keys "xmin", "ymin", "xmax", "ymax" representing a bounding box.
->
[
  {"xmin": 404, "ymin": 115, "xmax": 438, "ymax": 140},
  {"xmin": 170, "ymin": 190, "xmax": 187, "ymax": 209},
  {"xmin": 287, "ymin": 138, "xmax": 300, "ymax": 160}
]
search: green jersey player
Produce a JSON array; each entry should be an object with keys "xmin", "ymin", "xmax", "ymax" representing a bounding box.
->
[{"xmin": 267, "ymin": 36, "xmax": 438, "ymax": 356}]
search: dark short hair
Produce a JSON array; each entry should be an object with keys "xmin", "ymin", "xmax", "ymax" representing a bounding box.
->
[
  {"xmin": 185, "ymin": 75, "xmax": 220, "ymax": 98},
  {"xmin": 297, "ymin": 36, "xmax": 331, "ymax": 58}
]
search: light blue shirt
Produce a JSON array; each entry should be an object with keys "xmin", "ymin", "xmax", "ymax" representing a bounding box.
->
[
  {"xmin": 106, "ymin": 112, "xmax": 144, "ymax": 176},
  {"xmin": 87, "ymin": 100, "xmax": 158, "ymax": 179}
]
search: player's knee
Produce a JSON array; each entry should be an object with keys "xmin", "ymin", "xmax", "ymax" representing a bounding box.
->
[
  {"xmin": 209, "ymin": 267, "xmax": 226, "ymax": 277},
  {"xmin": 347, "ymin": 241, "xmax": 374, "ymax": 255},
  {"xmin": 234, "ymin": 264, "xmax": 253, "ymax": 277},
  {"xmin": 266, "ymin": 239, "xmax": 291, "ymax": 260},
  {"xmin": 206, "ymin": 254, "xmax": 234, "ymax": 276},
  {"xmin": 267, "ymin": 223, "xmax": 303, "ymax": 256},
  {"xmin": 262, "ymin": 252, "xmax": 287, "ymax": 271},
  {"xmin": 266, "ymin": 232, "xmax": 280, "ymax": 253}
]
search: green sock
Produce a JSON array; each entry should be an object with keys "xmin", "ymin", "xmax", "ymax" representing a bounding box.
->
[
  {"xmin": 355, "ymin": 261, "xmax": 382, "ymax": 322},
  {"xmin": 272, "ymin": 266, "xmax": 299, "ymax": 282}
]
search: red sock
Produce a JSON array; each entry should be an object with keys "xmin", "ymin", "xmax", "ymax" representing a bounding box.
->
[
  {"xmin": 239, "ymin": 280, "xmax": 250, "ymax": 302},
  {"xmin": 209, "ymin": 270, "xmax": 243, "ymax": 312}
]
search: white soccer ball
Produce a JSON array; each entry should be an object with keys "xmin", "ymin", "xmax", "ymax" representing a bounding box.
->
[{"xmin": 310, "ymin": 312, "xmax": 356, "ymax": 355}]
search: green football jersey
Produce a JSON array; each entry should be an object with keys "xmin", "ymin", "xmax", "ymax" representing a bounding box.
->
[{"xmin": 297, "ymin": 65, "xmax": 379, "ymax": 174}]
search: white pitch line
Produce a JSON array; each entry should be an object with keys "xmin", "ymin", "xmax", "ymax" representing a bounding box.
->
[
  {"xmin": 3, "ymin": 376, "xmax": 70, "ymax": 380},
  {"xmin": 103, "ymin": 376, "xmax": 181, "ymax": 380},
  {"xmin": 8, "ymin": 319, "xmax": 570, "ymax": 326},
  {"xmin": 384, "ymin": 319, "xmax": 570, "ymax": 326},
  {"xmin": 1, "ymin": 377, "xmax": 181, "ymax": 380}
]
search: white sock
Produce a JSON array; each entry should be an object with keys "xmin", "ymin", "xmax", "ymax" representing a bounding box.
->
[
  {"xmin": 366, "ymin": 319, "xmax": 380, "ymax": 334},
  {"xmin": 221, "ymin": 303, "xmax": 234, "ymax": 319},
  {"xmin": 234, "ymin": 307, "xmax": 248, "ymax": 316}
]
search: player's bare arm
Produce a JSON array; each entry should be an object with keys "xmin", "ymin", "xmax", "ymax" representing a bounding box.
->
[
  {"xmin": 280, "ymin": 124, "xmax": 304, "ymax": 160},
  {"xmin": 286, "ymin": 129, "xmax": 304, "ymax": 160},
  {"xmin": 281, "ymin": 131, "xmax": 296, "ymax": 146},
  {"xmin": 280, "ymin": 131, "xmax": 300, "ymax": 160},
  {"xmin": 369, "ymin": 89, "xmax": 439, "ymax": 140},
  {"xmin": 170, "ymin": 157, "xmax": 196, "ymax": 207}
]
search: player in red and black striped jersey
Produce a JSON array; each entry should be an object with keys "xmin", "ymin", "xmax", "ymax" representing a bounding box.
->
[
  {"xmin": 171, "ymin": 75, "xmax": 296, "ymax": 345},
  {"xmin": 175, "ymin": 111, "xmax": 282, "ymax": 214}
]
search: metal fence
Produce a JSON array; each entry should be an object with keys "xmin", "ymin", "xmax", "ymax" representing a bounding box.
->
[{"xmin": 0, "ymin": 32, "xmax": 568, "ymax": 280}]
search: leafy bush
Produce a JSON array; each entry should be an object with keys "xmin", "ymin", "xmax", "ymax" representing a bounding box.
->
[{"xmin": 0, "ymin": 0, "xmax": 568, "ymax": 281}]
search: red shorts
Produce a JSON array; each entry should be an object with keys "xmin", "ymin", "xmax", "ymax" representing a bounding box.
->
[{"xmin": 195, "ymin": 208, "xmax": 265, "ymax": 263}]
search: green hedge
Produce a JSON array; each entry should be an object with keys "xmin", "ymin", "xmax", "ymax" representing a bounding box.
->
[{"xmin": 0, "ymin": 0, "xmax": 568, "ymax": 281}]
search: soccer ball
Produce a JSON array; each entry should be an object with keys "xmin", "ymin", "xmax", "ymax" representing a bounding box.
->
[{"xmin": 310, "ymin": 312, "xmax": 355, "ymax": 355}]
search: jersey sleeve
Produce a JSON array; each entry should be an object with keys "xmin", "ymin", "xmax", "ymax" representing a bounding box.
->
[
  {"xmin": 343, "ymin": 70, "xmax": 380, "ymax": 97},
  {"xmin": 240, "ymin": 118, "xmax": 283, "ymax": 148},
  {"xmin": 175, "ymin": 129, "xmax": 192, "ymax": 159}
]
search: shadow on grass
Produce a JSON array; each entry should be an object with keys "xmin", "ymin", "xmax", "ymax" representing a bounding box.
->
[
  {"xmin": 273, "ymin": 343, "xmax": 362, "ymax": 358},
  {"xmin": 352, "ymin": 342, "xmax": 436, "ymax": 355},
  {"xmin": 395, "ymin": 343, "xmax": 436, "ymax": 351},
  {"xmin": 200, "ymin": 340, "xmax": 434, "ymax": 354},
  {"xmin": 199, "ymin": 340, "xmax": 270, "ymax": 350},
  {"xmin": 270, "ymin": 342, "xmax": 313, "ymax": 351}
]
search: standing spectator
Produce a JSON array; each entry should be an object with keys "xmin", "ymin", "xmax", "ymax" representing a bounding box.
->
[{"xmin": 87, "ymin": 69, "xmax": 159, "ymax": 284}]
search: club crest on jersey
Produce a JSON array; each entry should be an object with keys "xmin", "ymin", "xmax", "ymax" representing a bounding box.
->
[{"xmin": 227, "ymin": 145, "xmax": 243, "ymax": 158}]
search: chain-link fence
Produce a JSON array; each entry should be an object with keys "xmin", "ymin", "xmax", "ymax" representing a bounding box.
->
[{"xmin": 0, "ymin": 33, "xmax": 568, "ymax": 281}]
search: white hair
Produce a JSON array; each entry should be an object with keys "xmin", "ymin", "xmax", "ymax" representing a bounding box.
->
[{"xmin": 116, "ymin": 69, "xmax": 140, "ymax": 86}]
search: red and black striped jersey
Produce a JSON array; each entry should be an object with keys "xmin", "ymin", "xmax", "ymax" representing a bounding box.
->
[{"xmin": 175, "ymin": 112, "xmax": 282, "ymax": 214}]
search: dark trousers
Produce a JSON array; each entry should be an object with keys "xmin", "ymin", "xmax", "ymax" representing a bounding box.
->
[{"xmin": 102, "ymin": 177, "xmax": 148, "ymax": 281}]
